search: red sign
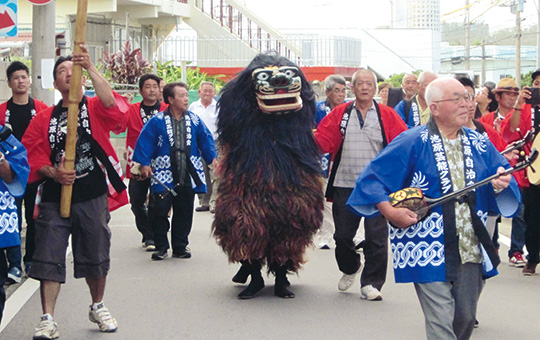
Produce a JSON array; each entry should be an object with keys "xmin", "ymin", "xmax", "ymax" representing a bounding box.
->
[
  {"xmin": 27, "ymin": 0, "xmax": 54, "ymax": 5},
  {"xmin": 0, "ymin": 11, "xmax": 15, "ymax": 30}
]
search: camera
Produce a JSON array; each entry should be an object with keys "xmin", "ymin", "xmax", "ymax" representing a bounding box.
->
[{"xmin": 525, "ymin": 87, "xmax": 540, "ymax": 106}]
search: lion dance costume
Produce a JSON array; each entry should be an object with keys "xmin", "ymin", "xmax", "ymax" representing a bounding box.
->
[{"xmin": 212, "ymin": 53, "xmax": 324, "ymax": 299}]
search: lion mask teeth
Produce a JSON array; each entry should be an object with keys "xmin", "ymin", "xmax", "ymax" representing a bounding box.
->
[{"xmin": 252, "ymin": 66, "xmax": 303, "ymax": 114}]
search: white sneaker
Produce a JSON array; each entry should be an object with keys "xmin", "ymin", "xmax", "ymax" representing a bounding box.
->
[
  {"xmin": 338, "ymin": 265, "xmax": 362, "ymax": 291},
  {"xmin": 360, "ymin": 284, "xmax": 383, "ymax": 301},
  {"xmin": 33, "ymin": 315, "xmax": 59, "ymax": 339},
  {"xmin": 89, "ymin": 303, "xmax": 118, "ymax": 332}
]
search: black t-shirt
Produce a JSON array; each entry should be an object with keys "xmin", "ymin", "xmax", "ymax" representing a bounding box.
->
[
  {"xmin": 7, "ymin": 102, "xmax": 33, "ymax": 141},
  {"xmin": 534, "ymin": 106, "xmax": 540, "ymax": 137},
  {"xmin": 140, "ymin": 102, "xmax": 162, "ymax": 123},
  {"xmin": 41, "ymin": 105, "xmax": 107, "ymax": 203}
]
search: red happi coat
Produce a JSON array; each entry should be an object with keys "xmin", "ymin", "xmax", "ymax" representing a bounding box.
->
[
  {"xmin": 124, "ymin": 101, "xmax": 168, "ymax": 178},
  {"xmin": 22, "ymin": 92, "xmax": 129, "ymax": 211}
]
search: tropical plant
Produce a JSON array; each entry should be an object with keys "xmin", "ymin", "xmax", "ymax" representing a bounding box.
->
[
  {"xmin": 100, "ymin": 41, "xmax": 152, "ymax": 88},
  {"xmin": 384, "ymin": 70, "xmax": 422, "ymax": 88},
  {"xmin": 155, "ymin": 60, "xmax": 225, "ymax": 92},
  {"xmin": 521, "ymin": 70, "xmax": 533, "ymax": 88}
]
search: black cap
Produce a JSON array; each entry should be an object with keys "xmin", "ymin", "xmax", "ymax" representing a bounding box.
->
[{"xmin": 532, "ymin": 69, "xmax": 540, "ymax": 82}]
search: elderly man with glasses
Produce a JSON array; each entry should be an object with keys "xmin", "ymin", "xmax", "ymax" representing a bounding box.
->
[{"xmin": 347, "ymin": 77, "xmax": 520, "ymax": 340}]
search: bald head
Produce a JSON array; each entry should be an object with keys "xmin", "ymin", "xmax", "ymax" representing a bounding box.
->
[
  {"xmin": 402, "ymin": 73, "xmax": 418, "ymax": 100},
  {"xmin": 426, "ymin": 78, "xmax": 470, "ymax": 136},
  {"xmin": 418, "ymin": 72, "xmax": 438, "ymax": 99}
]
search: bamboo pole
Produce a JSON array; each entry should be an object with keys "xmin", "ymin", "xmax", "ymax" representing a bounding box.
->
[{"xmin": 60, "ymin": 0, "xmax": 88, "ymax": 218}]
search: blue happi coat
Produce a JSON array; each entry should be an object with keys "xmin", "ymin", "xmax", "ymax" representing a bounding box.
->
[
  {"xmin": 394, "ymin": 97, "xmax": 421, "ymax": 129},
  {"xmin": 0, "ymin": 129, "xmax": 29, "ymax": 248},
  {"xmin": 347, "ymin": 124, "xmax": 520, "ymax": 284},
  {"xmin": 132, "ymin": 109, "xmax": 217, "ymax": 194}
]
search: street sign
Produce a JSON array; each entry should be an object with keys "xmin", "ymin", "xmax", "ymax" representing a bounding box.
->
[
  {"xmin": 0, "ymin": 0, "xmax": 17, "ymax": 38},
  {"xmin": 27, "ymin": 0, "xmax": 53, "ymax": 4}
]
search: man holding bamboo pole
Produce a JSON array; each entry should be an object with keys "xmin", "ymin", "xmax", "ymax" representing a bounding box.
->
[{"xmin": 22, "ymin": 46, "xmax": 128, "ymax": 339}]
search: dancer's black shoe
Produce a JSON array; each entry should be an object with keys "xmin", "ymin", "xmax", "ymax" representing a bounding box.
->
[
  {"xmin": 274, "ymin": 265, "xmax": 295, "ymax": 299},
  {"xmin": 237, "ymin": 261, "xmax": 264, "ymax": 299},
  {"xmin": 232, "ymin": 262, "xmax": 250, "ymax": 284}
]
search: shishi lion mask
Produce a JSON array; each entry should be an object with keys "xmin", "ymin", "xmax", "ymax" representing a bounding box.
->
[{"xmin": 252, "ymin": 66, "xmax": 303, "ymax": 114}]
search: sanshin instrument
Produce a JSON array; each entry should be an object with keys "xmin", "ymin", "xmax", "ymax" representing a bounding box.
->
[{"xmin": 389, "ymin": 149, "xmax": 539, "ymax": 226}]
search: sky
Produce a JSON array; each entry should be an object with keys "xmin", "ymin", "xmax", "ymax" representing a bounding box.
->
[{"xmin": 238, "ymin": 0, "xmax": 539, "ymax": 34}]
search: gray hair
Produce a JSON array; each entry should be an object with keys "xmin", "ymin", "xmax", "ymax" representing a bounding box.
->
[
  {"xmin": 351, "ymin": 69, "xmax": 378, "ymax": 91},
  {"xmin": 418, "ymin": 71, "xmax": 438, "ymax": 84},
  {"xmin": 200, "ymin": 81, "xmax": 214, "ymax": 89},
  {"xmin": 425, "ymin": 78, "xmax": 447, "ymax": 106},
  {"xmin": 324, "ymin": 74, "xmax": 346, "ymax": 91},
  {"xmin": 402, "ymin": 73, "xmax": 417, "ymax": 81}
]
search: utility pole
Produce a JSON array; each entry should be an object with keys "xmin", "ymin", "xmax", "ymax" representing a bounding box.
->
[
  {"xmin": 465, "ymin": 0, "xmax": 470, "ymax": 70},
  {"xmin": 537, "ymin": 0, "xmax": 540, "ymax": 68},
  {"xmin": 390, "ymin": 0, "xmax": 394, "ymax": 29},
  {"xmin": 31, "ymin": 1, "xmax": 56, "ymax": 105},
  {"xmin": 515, "ymin": 1, "xmax": 522, "ymax": 86},
  {"xmin": 481, "ymin": 39, "xmax": 486, "ymax": 85}
]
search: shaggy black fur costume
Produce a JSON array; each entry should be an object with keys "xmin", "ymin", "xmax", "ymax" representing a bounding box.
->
[{"xmin": 212, "ymin": 53, "xmax": 324, "ymax": 298}]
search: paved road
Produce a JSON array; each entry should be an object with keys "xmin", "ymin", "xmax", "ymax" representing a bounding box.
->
[{"xmin": 1, "ymin": 205, "xmax": 539, "ymax": 340}]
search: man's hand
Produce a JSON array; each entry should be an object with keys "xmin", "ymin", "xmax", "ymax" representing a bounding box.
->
[
  {"xmin": 491, "ymin": 166, "xmax": 511, "ymax": 192},
  {"xmin": 74, "ymin": 44, "xmax": 116, "ymax": 108},
  {"xmin": 376, "ymin": 201, "xmax": 418, "ymax": 229},
  {"xmin": 503, "ymin": 149, "xmax": 519, "ymax": 162},
  {"xmin": 54, "ymin": 156, "xmax": 76, "ymax": 185},
  {"xmin": 516, "ymin": 87, "xmax": 531, "ymax": 108},
  {"xmin": 211, "ymin": 158, "xmax": 223, "ymax": 177},
  {"xmin": 72, "ymin": 44, "xmax": 92, "ymax": 71},
  {"xmin": 0, "ymin": 152, "xmax": 14, "ymax": 183},
  {"xmin": 140, "ymin": 165, "xmax": 153, "ymax": 180}
]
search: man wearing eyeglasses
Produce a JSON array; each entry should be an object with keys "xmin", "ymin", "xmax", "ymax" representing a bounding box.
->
[
  {"xmin": 347, "ymin": 77, "xmax": 519, "ymax": 340},
  {"xmin": 315, "ymin": 69, "xmax": 407, "ymax": 300},
  {"xmin": 480, "ymin": 78, "xmax": 528, "ymax": 268}
]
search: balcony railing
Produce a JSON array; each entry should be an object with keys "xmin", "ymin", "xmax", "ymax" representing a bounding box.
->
[
  {"xmin": 106, "ymin": 35, "xmax": 362, "ymax": 68},
  {"xmin": 193, "ymin": 0, "xmax": 300, "ymax": 60}
]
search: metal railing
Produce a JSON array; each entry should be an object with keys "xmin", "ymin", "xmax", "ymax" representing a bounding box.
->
[
  {"xmin": 106, "ymin": 35, "xmax": 362, "ymax": 68},
  {"xmin": 194, "ymin": 0, "xmax": 300, "ymax": 59}
]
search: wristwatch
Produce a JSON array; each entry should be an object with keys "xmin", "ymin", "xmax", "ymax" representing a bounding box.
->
[{"xmin": 0, "ymin": 153, "xmax": 4, "ymax": 165}]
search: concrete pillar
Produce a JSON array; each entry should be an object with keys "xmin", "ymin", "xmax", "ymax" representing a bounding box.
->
[{"xmin": 31, "ymin": 1, "xmax": 56, "ymax": 105}]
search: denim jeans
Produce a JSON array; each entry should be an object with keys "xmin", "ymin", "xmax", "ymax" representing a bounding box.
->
[{"xmin": 509, "ymin": 201, "xmax": 526, "ymax": 258}]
